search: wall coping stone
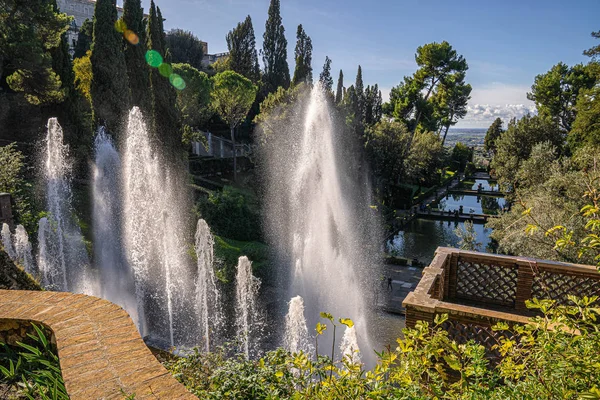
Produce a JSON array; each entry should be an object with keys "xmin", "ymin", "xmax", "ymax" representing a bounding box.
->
[{"xmin": 0, "ymin": 289, "xmax": 196, "ymax": 400}]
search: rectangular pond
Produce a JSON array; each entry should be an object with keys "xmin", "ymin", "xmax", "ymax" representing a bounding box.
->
[
  {"xmin": 387, "ymin": 218, "xmax": 494, "ymax": 264},
  {"xmin": 434, "ymin": 194, "xmax": 506, "ymax": 215}
]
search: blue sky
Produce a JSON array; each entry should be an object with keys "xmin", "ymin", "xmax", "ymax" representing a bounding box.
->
[{"xmin": 137, "ymin": 0, "xmax": 600, "ymax": 128}]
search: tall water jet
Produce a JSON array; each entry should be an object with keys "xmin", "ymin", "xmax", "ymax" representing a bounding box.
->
[
  {"xmin": 194, "ymin": 219, "xmax": 223, "ymax": 352},
  {"xmin": 235, "ymin": 256, "xmax": 261, "ymax": 359},
  {"xmin": 38, "ymin": 118, "xmax": 91, "ymax": 293},
  {"xmin": 260, "ymin": 84, "xmax": 380, "ymax": 363},
  {"xmin": 283, "ymin": 296, "xmax": 313, "ymax": 354},
  {"xmin": 14, "ymin": 225, "xmax": 35, "ymax": 274},
  {"xmin": 1, "ymin": 223, "xmax": 16, "ymax": 259},
  {"xmin": 122, "ymin": 107, "xmax": 197, "ymax": 347},
  {"xmin": 339, "ymin": 326, "xmax": 361, "ymax": 365},
  {"xmin": 92, "ymin": 128, "xmax": 137, "ymax": 322}
]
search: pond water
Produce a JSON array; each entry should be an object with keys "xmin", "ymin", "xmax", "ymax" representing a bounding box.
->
[
  {"xmin": 387, "ymin": 218, "xmax": 493, "ymax": 264},
  {"xmin": 468, "ymin": 179, "xmax": 498, "ymax": 191},
  {"xmin": 435, "ymin": 194, "xmax": 506, "ymax": 215}
]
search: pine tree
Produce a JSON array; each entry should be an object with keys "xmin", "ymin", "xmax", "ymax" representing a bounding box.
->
[
  {"xmin": 335, "ymin": 69, "xmax": 344, "ymax": 104},
  {"xmin": 262, "ymin": 0, "xmax": 290, "ymax": 94},
  {"xmin": 122, "ymin": 0, "xmax": 151, "ymax": 113},
  {"xmin": 364, "ymin": 85, "xmax": 374, "ymax": 125},
  {"xmin": 355, "ymin": 65, "xmax": 364, "ymax": 121},
  {"xmin": 227, "ymin": 15, "xmax": 260, "ymax": 83},
  {"xmin": 319, "ymin": 56, "xmax": 333, "ymax": 94},
  {"xmin": 90, "ymin": 0, "xmax": 131, "ymax": 133},
  {"xmin": 292, "ymin": 24, "xmax": 312, "ymax": 86},
  {"xmin": 147, "ymin": 1, "xmax": 181, "ymax": 158}
]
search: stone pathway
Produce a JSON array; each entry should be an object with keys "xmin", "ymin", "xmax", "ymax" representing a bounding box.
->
[
  {"xmin": 376, "ymin": 264, "xmax": 424, "ymax": 315},
  {"xmin": 0, "ymin": 290, "xmax": 195, "ymax": 400}
]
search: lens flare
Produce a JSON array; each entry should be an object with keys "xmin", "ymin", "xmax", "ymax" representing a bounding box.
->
[
  {"xmin": 170, "ymin": 74, "xmax": 186, "ymax": 90},
  {"xmin": 124, "ymin": 30, "xmax": 139, "ymax": 45},
  {"xmin": 145, "ymin": 50, "xmax": 163, "ymax": 68},
  {"xmin": 158, "ymin": 63, "xmax": 173, "ymax": 78},
  {"xmin": 114, "ymin": 19, "xmax": 127, "ymax": 33}
]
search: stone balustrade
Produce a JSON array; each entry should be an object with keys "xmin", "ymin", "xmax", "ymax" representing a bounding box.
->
[
  {"xmin": 403, "ymin": 247, "xmax": 600, "ymax": 358},
  {"xmin": 0, "ymin": 290, "xmax": 195, "ymax": 399}
]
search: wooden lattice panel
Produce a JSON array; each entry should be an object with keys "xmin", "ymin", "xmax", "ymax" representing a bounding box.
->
[
  {"xmin": 532, "ymin": 271, "xmax": 600, "ymax": 305},
  {"xmin": 455, "ymin": 260, "xmax": 518, "ymax": 307}
]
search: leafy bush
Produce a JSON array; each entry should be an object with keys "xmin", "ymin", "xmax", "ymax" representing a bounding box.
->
[
  {"xmin": 165, "ymin": 298, "xmax": 600, "ymax": 399},
  {"xmin": 464, "ymin": 161, "xmax": 476, "ymax": 177},
  {"xmin": 0, "ymin": 324, "xmax": 68, "ymax": 399},
  {"xmin": 196, "ymin": 186, "xmax": 261, "ymax": 242},
  {"xmin": 213, "ymin": 235, "xmax": 269, "ymax": 283}
]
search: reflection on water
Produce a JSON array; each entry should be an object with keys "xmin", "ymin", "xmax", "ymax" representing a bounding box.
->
[
  {"xmin": 387, "ymin": 219, "xmax": 493, "ymax": 264},
  {"xmin": 469, "ymin": 179, "xmax": 498, "ymax": 191},
  {"xmin": 436, "ymin": 194, "xmax": 506, "ymax": 215}
]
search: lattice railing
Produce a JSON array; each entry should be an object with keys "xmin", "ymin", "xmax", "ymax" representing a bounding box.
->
[
  {"xmin": 532, "ymin": 270, "xmax": 600, "ymax": 305},
  {"xmin": 455, "ymin": 259, "xmax": 518, "ymax": 307}
]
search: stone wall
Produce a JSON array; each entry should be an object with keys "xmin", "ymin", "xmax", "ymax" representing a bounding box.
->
[{"xmin": 0, "ymin": 248, "xmax": 42, "ymax": 291}]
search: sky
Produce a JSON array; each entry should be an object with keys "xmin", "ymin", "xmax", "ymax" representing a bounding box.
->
[{"xmin": 137, "ymin": 0, "xmax": 600, "ymax": 128}]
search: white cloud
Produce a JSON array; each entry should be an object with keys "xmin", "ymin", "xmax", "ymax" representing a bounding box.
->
[{"xmin": 458, "ymin": 83, "xmax": 537, "ymax": 128}]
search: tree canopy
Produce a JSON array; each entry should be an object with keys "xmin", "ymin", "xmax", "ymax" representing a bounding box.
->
[
  {"xmin": 172, "ymin": 63, "xmax": 212, "ymax": 130},
  {"xmin": 226, "ymin": 16, "xmax": 260, "ymax": 83},
  {"xmin": 318, "ymin": 56, "xmax": 333, "ymax": 95},
  {"xmin": 262, "ymin": 0, "xmax": 290, "ymax": 95},
  {"xmin": 165, "ymin": 29, "xmax": 205, "ymax": 70},
  {"xmin": 292, "ymin": 24, "xmax": 313, "ymax": 86}
]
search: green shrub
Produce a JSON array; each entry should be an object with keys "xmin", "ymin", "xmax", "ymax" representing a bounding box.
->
[
  {"xmin": 165, "ymin": 297, "xmax": 600, "ymax": 399},
  {"xmin": 464, "ymin": 161, "xmax": 476, "ymax": 177},
  {"xmin": 196, "ymin": 186, "xmax": 261, "ymax": 242}
]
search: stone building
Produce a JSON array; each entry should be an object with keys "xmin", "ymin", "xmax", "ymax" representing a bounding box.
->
[{"xmin": 56, "ymin": 0, "xmax": 124, "ymax": 57}]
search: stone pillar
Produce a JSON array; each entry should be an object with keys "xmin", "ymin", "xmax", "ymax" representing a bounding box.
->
[{"xmin": 515, "ymin": 262, "xmax": 534, "ymax": 312}]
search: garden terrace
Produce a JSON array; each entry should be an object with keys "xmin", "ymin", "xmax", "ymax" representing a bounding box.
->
[
  {"xmin": 0, "ymin": 290, "xmax": 195, "ymax": 399},
  {"xmin": 403, "ymin": 248, "xmax": 600, "ymax": 359}
]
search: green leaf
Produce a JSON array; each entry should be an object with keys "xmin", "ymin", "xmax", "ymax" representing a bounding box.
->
[
  {"xmin": 320, "ymin": 312, "xmax": 334, "ymax": 322},
  {"xmin": 316, "ymin": 322, "xmax": 327, "ymax": 335},
  {"xmin": 338, "ymin": 318, "xmax": 354, "ymax": 328}
]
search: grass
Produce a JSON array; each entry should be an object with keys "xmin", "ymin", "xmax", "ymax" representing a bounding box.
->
[{"xmin": 213, "ymin": 235, "xmax": 270, "ymax": 283}]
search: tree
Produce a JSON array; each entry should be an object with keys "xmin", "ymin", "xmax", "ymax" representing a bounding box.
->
[
  {"xmin": 450, "ymin": 142, "xmax": 473, "ymax": 172},
  {"xmin": 211, "ymin": 71, "xmax": 257, "ymax": 181},
  {"xmin": 164, "ymin": 29, "xmax": 205, "ymax": 70},
  {"xmin": 454, "ymin": 221, "xmax": 480, "ymax": 251},
  {"xmin": 491, "ymin": 115, "xmax": 564, "ymax": 191},
  {"xmin": 404, "ymin": 131, "xmax": 444, "ymax": 186},
  {"xmin": 437, "ymin": 72, "xmax": 472, "ymax": 145},
  {"xmin": 387, "ymin": 41, "xmax": 468, "ymax": 135},
  {"xmin": 364, "ymin": 84, "xmax": 382, "ymax": 126},
  {"xmin": 527, "ymin": 62, "xmax": 595, "ymax": 132},
  {"xmin": 0, "ymin": 0, "xmax": 70, "ymax": 105},
  {"xmin": 147, "ymin": 1, "xmax": 181, "ymax": 156},
  {"xmin": 318, "ymin": 56, "xmax": 333, "ymax": 94},
  {"xmin": 262, "ymin": 0, "xmax": 290, "ymax": 94},
  {"xmin": 73, "ymin": 19, "xmax": 93, "ymax": 59},
  {"xmin": 484, "ymin": 117, "xmax": 504, "ymax": 154},
  {"xmin": 73, "ymin": 50, "xmax": 92, "ymax": 104},
  {"xmin": 122, "ymin": 0, "xmax": 151, "ymax": 113},
  {"xmin": 365, "ymin": 119, "xmax": 411, "ymax": 194},
  {"xmin": 292, "ymin": 24, "xmax": 312, "ymax": 86},
  {"xmin": 355, "ymin": 65, "xmax": 365, "ymax": 120},
  {"xmin": 226, "ymin": 16, "xmax": 260, "ymax": 83},
  {"xmin": 172, "ymin": 63, "xmax": 212, "ymax": 130},
  {"xmin": 335, "ymin": 70, "xmax": 344, "ymax": 104},
  {"xmin": 90, "ymin": 0, "xmax": 131, "ymax": 133}
]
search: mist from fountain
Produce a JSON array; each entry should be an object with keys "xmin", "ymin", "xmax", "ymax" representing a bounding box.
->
[
  {"xmin": 261, "ymin": 84, "xmax": 379, "ymax": 364},
  {"xmin": 194, "ymin": 219, "xmax": 224, "ymax": 352},
  {"xmin": 14, "ymin": 225, "xmax": 35, "ymax": 274},
  {"xmin": 283, "ymin": 295, "xmax": 313, "ymax": 354},
  {"xmin": 122, "ymin": 107, "xmax": 197, "ymax": 347},
  {"xmin": 339, "ymin": 325, "xmax": 361, "ymax": 365},
  {"xmin": 37, "ymin": 118, "xmax": 91, "ymax": 293},
  {"xmin": 92, "ymin": 127, "xmax": 137, "ymax": 323},
  {"xmin": 235, "ymin": 256, "xmax": 261, "ymax": 359},
  {"xmin": 1, "ymin": 223, "xmax": 15, "ymax": 259}
]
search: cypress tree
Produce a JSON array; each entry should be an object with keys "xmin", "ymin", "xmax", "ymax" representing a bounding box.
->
[
  {"xmin": 73, "ymin": 19, "xmax": 93, "ymax": 59},
  {"xmin": 227, "ymin": 15, "xmax": 260, "ymax": 83},
  {"xmin": 90, "ymin": 0, "xmax": 131, "ymax": 133},
  {"xmin": 262, "ymin": 0, "xmax": 290, "ymax": 94},
  {"xmin": 147, "ymin": 1, "xmax": 181, "ymax": 158},
  {"xmin": 355, "ymin": 65, "xmax": 364, "ymax": 120},
  {"xmin": 123, "ymin": 0, "xmax": 151, "ymax": 113},
  {"xmin": 319, "ymin": 56, "xmax": 333, "ymax": 94},
  {"xmin": 335, "ymin": 69, "xmax": 344, "ymax": 104},
  {"xmin": 292, "ymin": 24, "xmax": 312, "ymax": 86}
]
